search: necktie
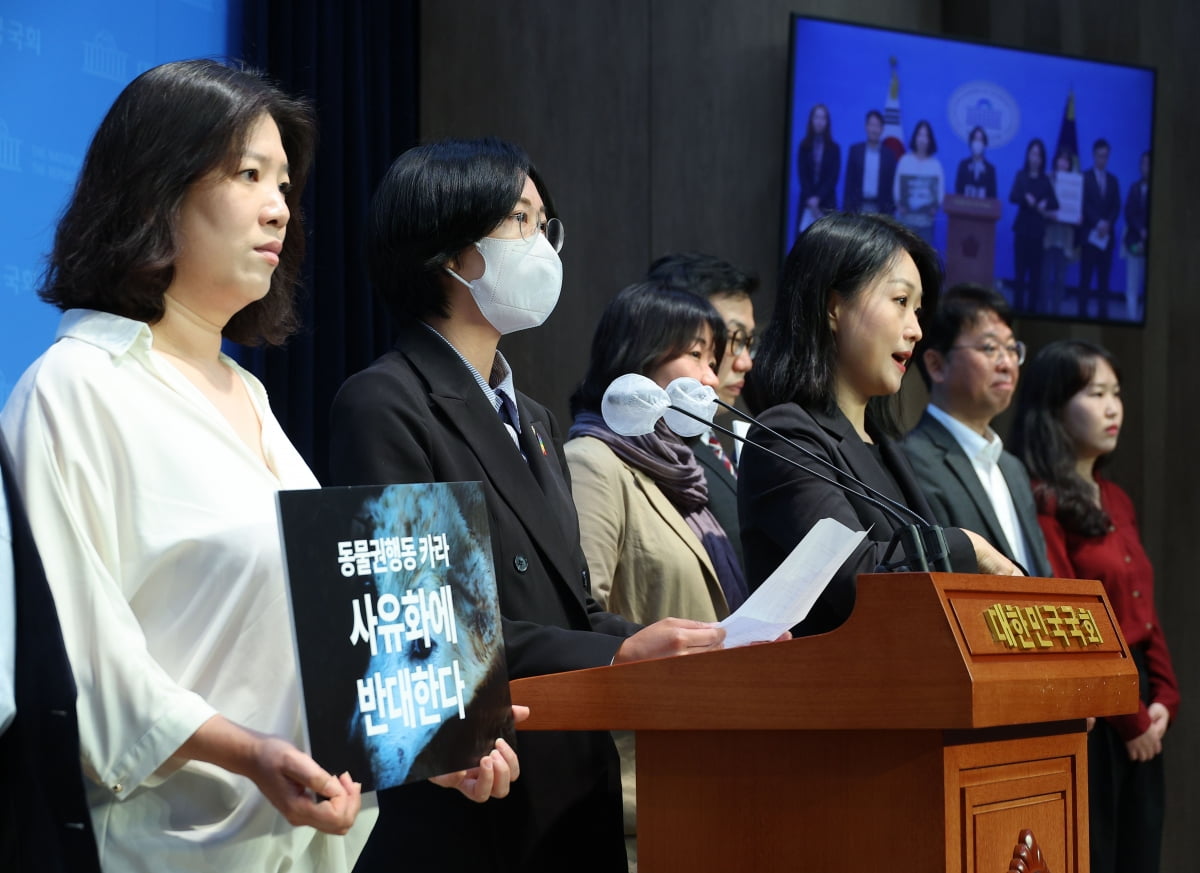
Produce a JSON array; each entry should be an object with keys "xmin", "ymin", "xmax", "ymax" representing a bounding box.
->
[
  {"xmin": 495, "ymin": 389, "xmax": 522, "ymax": 452},
  {"xmin": 706, "ymin": 432, "xmax": 736, "ymax": 478}
]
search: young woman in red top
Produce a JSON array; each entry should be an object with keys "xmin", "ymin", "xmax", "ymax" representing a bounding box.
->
[{"xmin": 1011, "ymin": 339, "xmax": 1179, "ymax": 873}]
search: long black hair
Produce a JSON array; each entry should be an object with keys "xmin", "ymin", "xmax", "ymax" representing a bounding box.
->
[
  {"xmin": 747, "ymin": 211, "xmax": 940, "ymax": 437},
  {"xmin": 1009, "ymin": 340, "xmax": 1121, "ymax": 536},
  {"xmin": 1023, "ymin": 138, "xmax": 1046, "ymax": 176},
  {"xmin": 40, "ymin": 59, "xmax": 316, "ymax": 346},
  {"xmin": 800, "ymin": 103, "xmax": 833, "ymax": 148},
  {"xmin": 570, "ymin": 281, "xmax": 726, "ymax": 416}
]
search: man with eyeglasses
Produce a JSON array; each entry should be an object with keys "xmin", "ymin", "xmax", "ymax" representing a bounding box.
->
[
  {"xmin": 645, "ymin": 252, "xmax": 758, "ymax": 574},
  {"xmin": 904, "ymin": 284, "xmax": 1052, "ymax": 576}
]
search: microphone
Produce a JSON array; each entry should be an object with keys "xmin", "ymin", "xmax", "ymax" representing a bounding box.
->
[
  {"xmin": 600, "ymin": 374, "xmax": 950, "ymax": 573},
  {"xmin": 601, "ymin": 373, "xmax": 671, "ymax": 435},
  {"xmin": 661, "ymin": 376, "xmax": 717, "ymax": 438}
]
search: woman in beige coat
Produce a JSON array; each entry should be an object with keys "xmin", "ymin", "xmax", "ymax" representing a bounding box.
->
[{"xmin": 566, "ymin": 281, "xmax": 747, "ymax": 868}]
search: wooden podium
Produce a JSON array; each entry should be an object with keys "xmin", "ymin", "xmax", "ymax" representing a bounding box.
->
[
  {"xmin": 944, "ymin": 194, "xmax": 1004, "ymax": 288},
  {"xmin": 510, "ymin": 573, "xmax": 1138, "ymax": 873}
]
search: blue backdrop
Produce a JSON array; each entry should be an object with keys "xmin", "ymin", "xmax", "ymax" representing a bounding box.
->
[
  {"xmin": 784, "ymin": 16, "xmax": 1155, "ymax": 320},
  {"xmin": 0, "ymin": 0, "xmax": 237, "ymax": 403}
]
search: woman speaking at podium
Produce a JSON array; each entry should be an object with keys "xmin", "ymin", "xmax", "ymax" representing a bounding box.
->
[{"xmin": 739, "ymin": 212, "xmax": 1019, "ymax": 637}]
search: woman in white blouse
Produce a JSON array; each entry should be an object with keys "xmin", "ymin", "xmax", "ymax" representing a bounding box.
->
[
  {"xmin": 0, "ymin": 60, "xmax": 517, "ymax": 873},
  {"xmin": 893, "ymin": 119, "xmax": 946, "ymax": 246}
]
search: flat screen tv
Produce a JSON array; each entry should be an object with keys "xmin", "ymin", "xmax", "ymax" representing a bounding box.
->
[{"xmin": 784, "ymin": 14, "xmax": 1156, "ymax": 325}]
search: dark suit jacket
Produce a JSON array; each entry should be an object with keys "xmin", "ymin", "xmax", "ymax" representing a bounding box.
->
[
  {"xmin": 798, "ymin": 139, "xmax": 841, "ymax": 212},
  {"xmin": 329, "ymin": 322, "xmax": 635, "ymax": 872},
  {"xmin": 1082, "ymin": 167, "xmax": 1121, "ymax": 234},
  {"xmin": 954, "ymin": 157, "xmax": 997, "ymax": 199},
  {"xmin": 843, "ymin": 141, "xmax": 898, "ymax": 215},
  {"xmin": 738, "ymin": 403, "xmax": 976, "ymax": 636},
  {"xmin": 1124, "ymin": 179, "xmax": 1149, "ymax": 251},
  {"xmin": 1008, "ymin": 170, "xmax": 1058, "ymax": 238},
  {"xmin": 903, "ymin": 411, "xmax": 1053, "ymax": 578},
  {"xmin": 0, "ymin": 439, "xmax": 101, "ymax": 873},
  {"xmin": 687, "ymin": 434, "xmax": 744, "ymax": 575}
]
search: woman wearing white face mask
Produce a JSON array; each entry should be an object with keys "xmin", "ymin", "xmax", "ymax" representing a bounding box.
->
[
  {"xmin": 954, "ymin": 125, "xmax": 997, "ymax": 199},
  {"xmin": 329, "ymin": 138, "xmax": 725, "ymax": 873}
]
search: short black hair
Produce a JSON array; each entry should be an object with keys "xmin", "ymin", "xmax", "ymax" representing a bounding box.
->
[
  {"xmin": 909, "ymin": 119, "xmax": 937, "ymax": 156},
  {"xmin": 747, "ymin": 212, "xmax": 941, "ymax": 437},
  {"xmin": 1010, "ymin": 340, "xmax": 1122, "ymax": 537},
  {"xmin": 865, "ymin": 109, "xmax": 884, "ymax": 126},
  {"xmin": 570, "ymin": 281, "xmax": 727, "ymax": 416},
  {"xmin": 913, "ymin": 283, "xmax": 1012, "ymax": 388},
  {"xmin": 644, "ymin": 252, "xmax": 759, "ymax": 302},
  {"xmin": 968, "ymin": 125, "xmax": 988, "ymax": 146},
  {"xmin": 368, "ymin": 137, "xmax": 554, "ymax": 325},
  {"xmin": 39, "ymin": 59, "xmax": 316, "ymax": 346},
  {"xmin": 1093, "ymin": 138, "xmax": 1111, "ymax": 153}
]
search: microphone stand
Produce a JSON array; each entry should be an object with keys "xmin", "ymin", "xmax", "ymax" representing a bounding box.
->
[{"xmin": 666, "ymin": 403, "xmax": 953, "ymax": 573}]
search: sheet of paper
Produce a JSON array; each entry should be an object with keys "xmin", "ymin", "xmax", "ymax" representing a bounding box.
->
[
  {"xmin": 720, "ymin": 517, "xmax": 866, "ymax": 647},
  {"xmin": 1087, "ymin": 226, "xmax": 1111, "ymax": 251}
]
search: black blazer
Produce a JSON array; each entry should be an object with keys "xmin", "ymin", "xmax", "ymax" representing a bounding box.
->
[
  {"xmin": 329, "ymin": 321, "xmax": 635, "ymax": 872},
  {"xmin": 903, "ymin": 411, "xmax": 1053, "ymax": 578},
  {"xmin": 688, "ymin": 435, "xmax": 744, "ymax": 575},
  {"xmin": 738, "ymin": 403, "xmax": 976, "ymax": 636},
  {"xmin": 843, "ymin": 141, "xmax": 898, "ymax": 215},
  {"xmin": 954, "ymin": 157, "xmax": 998, "ymax": 199},
  {"xmin": 797, "ymin": 138, "xmax": 841, "ymax": 212},
  {"xmin": 1124, "ymin": 179, "xmax": 1149, "ymax": 250},
  {"xmin": 0, "ymin": 438, "xmax": 101, "ymax": 873},
  {"xmin": 1082, "ymin": 167, "xmax": 1121, "ymax": 233},
  {"xmin": 1008, "ymin": 169, "xmax": 1058, "ymax": 238}
]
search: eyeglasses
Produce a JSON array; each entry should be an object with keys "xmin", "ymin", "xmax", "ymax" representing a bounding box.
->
[
  {"xmin": 950, "ymin": 340, "xmax": 1027, "ymax": 365},
  {"xmin": 728, "ymin": 328, "xmax": 757, "ymax": 359},
  {"xmin": 492, "ymin": 212, "xmax": 565, "ymax": 252}
]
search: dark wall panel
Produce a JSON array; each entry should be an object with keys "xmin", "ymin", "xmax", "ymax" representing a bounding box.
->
[{"xmin": 420, "ymin": 2, "xmax": 653, "ymax": 422}]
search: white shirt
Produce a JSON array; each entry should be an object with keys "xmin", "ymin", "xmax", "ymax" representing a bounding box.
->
[
  {"xmin": 422, "ymin": 322, "xmax": 522, "ymax": 441},
  {"xmin": 862, "ymin": 145, "xmax": 881, "ymax": 200},
  {"xmin": 0, "ymin": 310, "xmax": 374, "ymax": 873},
  {"xmin": 926, "ymin": 404, "xmax": 1034, "ymax": 570},
  {"xmin": 894, "ymin": 153, "xmax": 946, "ymax": 212},
  {"xmin": 0, "ymin": 475, "xmax": 14, "ymax": 737}
]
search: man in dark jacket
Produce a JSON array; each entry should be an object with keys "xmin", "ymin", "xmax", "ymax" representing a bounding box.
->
[
  {"xmin": 904, "ymin": 285, "xmax": 1052, "ymax": 577},
  {"xmin": 0, "ymin": 436, "xmax": 101, "ymax": 872}
]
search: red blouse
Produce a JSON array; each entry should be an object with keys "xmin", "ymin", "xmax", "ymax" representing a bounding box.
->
[{"xmin": 1036, "ymin": 476, "xmax": 1180, "ymax": 741}]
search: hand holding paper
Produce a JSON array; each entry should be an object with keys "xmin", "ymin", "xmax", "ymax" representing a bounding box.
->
[{"xmin": 719, "ymin": 518, "xmax": 866, "ymax": 647}]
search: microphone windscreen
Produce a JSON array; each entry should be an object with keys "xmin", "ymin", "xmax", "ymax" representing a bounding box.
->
[
  {"xmin": 601, "ymin": 373, "xmax": 670, "ymax": 436},
  {"xmin": 664, "ymin": 377, "xmax": 717, "ymax": 438}
]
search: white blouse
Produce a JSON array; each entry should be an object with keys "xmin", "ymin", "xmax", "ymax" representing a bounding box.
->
[{"xmin": 1, "ymin": 310, "xmax": 373, "ymax": 873}]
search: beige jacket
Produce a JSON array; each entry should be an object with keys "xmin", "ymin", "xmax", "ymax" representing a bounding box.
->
[
  {"xmin": 565, "ymin": 435, "xmax": 730, "ymax": 837},
  {"xmin": 565, "ymin": 435, "xmax": 729, "ymax": 623}
]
